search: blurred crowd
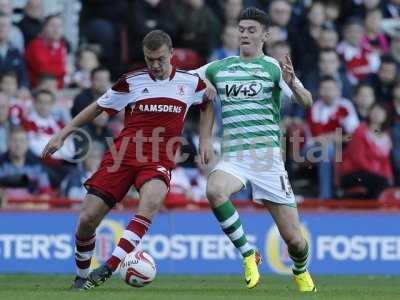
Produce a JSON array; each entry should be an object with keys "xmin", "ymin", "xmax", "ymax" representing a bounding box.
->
[{"xmin": 0, "ymin": 0, "xmax": 400, "ymax": 208}]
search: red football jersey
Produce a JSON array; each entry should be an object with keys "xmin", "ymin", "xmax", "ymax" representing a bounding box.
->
[{"xmin": 97, "ymin": 67, "xmax": 207, "ymax": 168}]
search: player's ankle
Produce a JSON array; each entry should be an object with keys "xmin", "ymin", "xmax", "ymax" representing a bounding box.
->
[
  {"xmin": 242, "ymin": 249, "xmax": 255, "ymax": 258},
  {"xmin": 106, "ymin": 257, "xmax": 120, "ymax": 271}
]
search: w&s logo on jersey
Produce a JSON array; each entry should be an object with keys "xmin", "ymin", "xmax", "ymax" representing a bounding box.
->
[{"xmin": 225, "ymin": 81, "xmax": 263, "ymax": 100}]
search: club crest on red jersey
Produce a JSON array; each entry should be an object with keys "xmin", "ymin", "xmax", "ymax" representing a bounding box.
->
[{"xmin": 177, "ymin": 85, "xmax": 185, "ymax": 96}]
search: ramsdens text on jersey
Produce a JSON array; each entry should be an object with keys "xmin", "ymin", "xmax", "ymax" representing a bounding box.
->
[{"xmin": 137, "ymin": 104, "xmax": 182, "ymax": 113}]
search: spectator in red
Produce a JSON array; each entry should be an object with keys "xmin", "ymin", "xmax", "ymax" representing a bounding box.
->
[
  {"xmin": 306, "ymin": 76, "xmax": 359, "ymax": 199},
  {"xmin": 337, "ymin": 18, "xmax": 379, "ymax": 83},
  {"xmin": 361, "ymin": 9, "xmax": 390, "ymax": 56},
  {"xmin": 22, "ymin": 89, "xmax": 74, "ymax": 161},
  {"xmin": 338, "ymin": 103, "xmax": 393, "ymax": 198},
  {"xmin": 307, "ymin": 76, "xmax": 359, "ymax": 138},
  {"xmin": 22, "ymin": 89, "xmax": 76, "ymax": 188},
  {"xmin": 25, "ymin": 14, "xmax": 67, "ymax": 89}
]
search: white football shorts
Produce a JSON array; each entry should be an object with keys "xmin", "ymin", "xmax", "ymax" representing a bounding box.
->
[{"xmin": 211, "ymin": 151, "xmax": 296, "ymax": 207}]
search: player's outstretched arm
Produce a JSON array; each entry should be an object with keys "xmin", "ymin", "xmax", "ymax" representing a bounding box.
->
[
  {"xmin": 289, "ymin": 79, "xmax": 313, "ymax": 107},
  {"xmin": 41, "ymin": 102, "xmax": 103, "ymax": 158},
  {"xmin": 199, "ymin": 101, "xmax": 215, "ymax": 165},
  {"xmin": 280, "ymin": 54, "xmax": 313, "ymax": 107}
]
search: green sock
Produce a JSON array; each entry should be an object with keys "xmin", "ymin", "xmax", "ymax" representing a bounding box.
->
[
  {"xmin": 212, "ymin": 201, "xmax": 254, "ymax": 257},
  {"xmin": 289, "ymin": 242, "xmax": 309, "ymax": 275}
]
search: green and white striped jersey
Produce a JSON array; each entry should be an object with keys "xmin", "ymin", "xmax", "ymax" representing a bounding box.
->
[{"xmin": 196, "ymin": 55, "xmax": 293, "ymax": 158}]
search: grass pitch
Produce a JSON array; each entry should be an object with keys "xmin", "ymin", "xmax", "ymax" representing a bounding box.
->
[{"xmin": 0, "ymin": 274, "xmax": 399, "ymax": 300}]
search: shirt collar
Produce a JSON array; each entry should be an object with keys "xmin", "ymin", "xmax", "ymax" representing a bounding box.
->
[{"xmin": 148, "ymin": 66, "xmax": 176, "ymax": 81}]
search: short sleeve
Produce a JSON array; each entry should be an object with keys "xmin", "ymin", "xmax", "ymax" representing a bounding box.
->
[
  {"xmin": 191, "ymin": 77, "xmax": 208, "ymax": 109},
  {"xmin": 97, "ymin": 76, "xmax": 133, "ymax": 116},
  {"xmin": 277, "ymin": 69, "xmax": 306, "ymax": 101},
  {"xmin": 276, "ymin": 63, "xmax": 294, "ymax": 99},
  {"xmin": 190, "ymin": 62, "xmax": 214, "ymax": 80}
]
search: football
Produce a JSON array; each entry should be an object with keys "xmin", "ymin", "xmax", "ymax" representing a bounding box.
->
[{"xmin": 119, "ymin": 250, "xmax": 157, "ymax": 287}]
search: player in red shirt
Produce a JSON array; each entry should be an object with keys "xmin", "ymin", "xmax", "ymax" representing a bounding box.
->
[{"xmin": 42, "ymin": 30, "xmax": 214, "ymax": 290}]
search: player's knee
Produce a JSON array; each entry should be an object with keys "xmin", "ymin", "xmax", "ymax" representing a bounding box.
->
[
  {"xmin": 139, "ymin": 190, "xmax": 166, "ymax": 217},
  {"xmin": 78, "ymin": 211, "xmax": 100, "ymax": 233},
  {"xmin": 206, "ymin": 182, "xmax": 228, "ymax": 205}
]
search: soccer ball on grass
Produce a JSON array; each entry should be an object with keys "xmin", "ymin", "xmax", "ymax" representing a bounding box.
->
[{"xmin": 119, "ymin": 250, "xmax": 156, "ymax": 287}]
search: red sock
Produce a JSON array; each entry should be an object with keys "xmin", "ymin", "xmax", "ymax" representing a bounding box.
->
[
  {"xmin": 106, "ymin": 215, "xmax": 151, "ymax": 271},
  {"xmin": 75, "ymin": 234, "xmax": 96, "ymax": 278}
]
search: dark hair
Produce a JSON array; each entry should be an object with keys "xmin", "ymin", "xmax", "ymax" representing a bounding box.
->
[
  {"xmin": 238, "ymin": 7, "xmax": 270, "ymax": 28},
  {"xmin": 380, "ymin": 54, "xmax": 397, "ymax": 65},
  {"xmin": 33, "ymin": 89, "xmax": 55, "ymax": 102},
  {"xmin": 319, "ymin": 75, "xmax": 336, "ymax": 84},
  {"xmin": 90, "ymin": 66, "xmax": 110, "ymax": 79},
  {"xmin": 143, "ymin": 30, "xmax": 172, "ymax": 51},
  {"xmin": 0, "ymin": 71, "xmax": 17, "ymax": 81},
  {"xmin": 43, "ymin": 13, "xmax": 62, "ymax": 27}
]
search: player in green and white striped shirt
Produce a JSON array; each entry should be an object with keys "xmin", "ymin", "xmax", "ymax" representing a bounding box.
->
[{"xmin": 197, "ymin": 7, "xmax": 316, "ymax": 292}]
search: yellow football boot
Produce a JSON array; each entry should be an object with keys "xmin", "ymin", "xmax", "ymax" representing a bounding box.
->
[
  {"xmin": 293, "ymin": 270, "xmax": 317, "ymax": 292},
  {"xmin": 243, "ymin": 251, "xmax": 262, "ymax": 289}
]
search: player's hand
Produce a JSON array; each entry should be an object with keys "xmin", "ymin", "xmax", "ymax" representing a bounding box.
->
[
  {"xmin": 41, "ymin": 133, "xmax": 65, "ymax": 159},
  {"xmin": 280, "ymin": 54, "xmax": 295, "ymax": 86},
  {"xmin": 204, "ymin": 79, "xmax": 217, "ymax": 101},
  {"xmin": 199, "ymin": 138, "xmax": 215, "ymax": 165}
]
